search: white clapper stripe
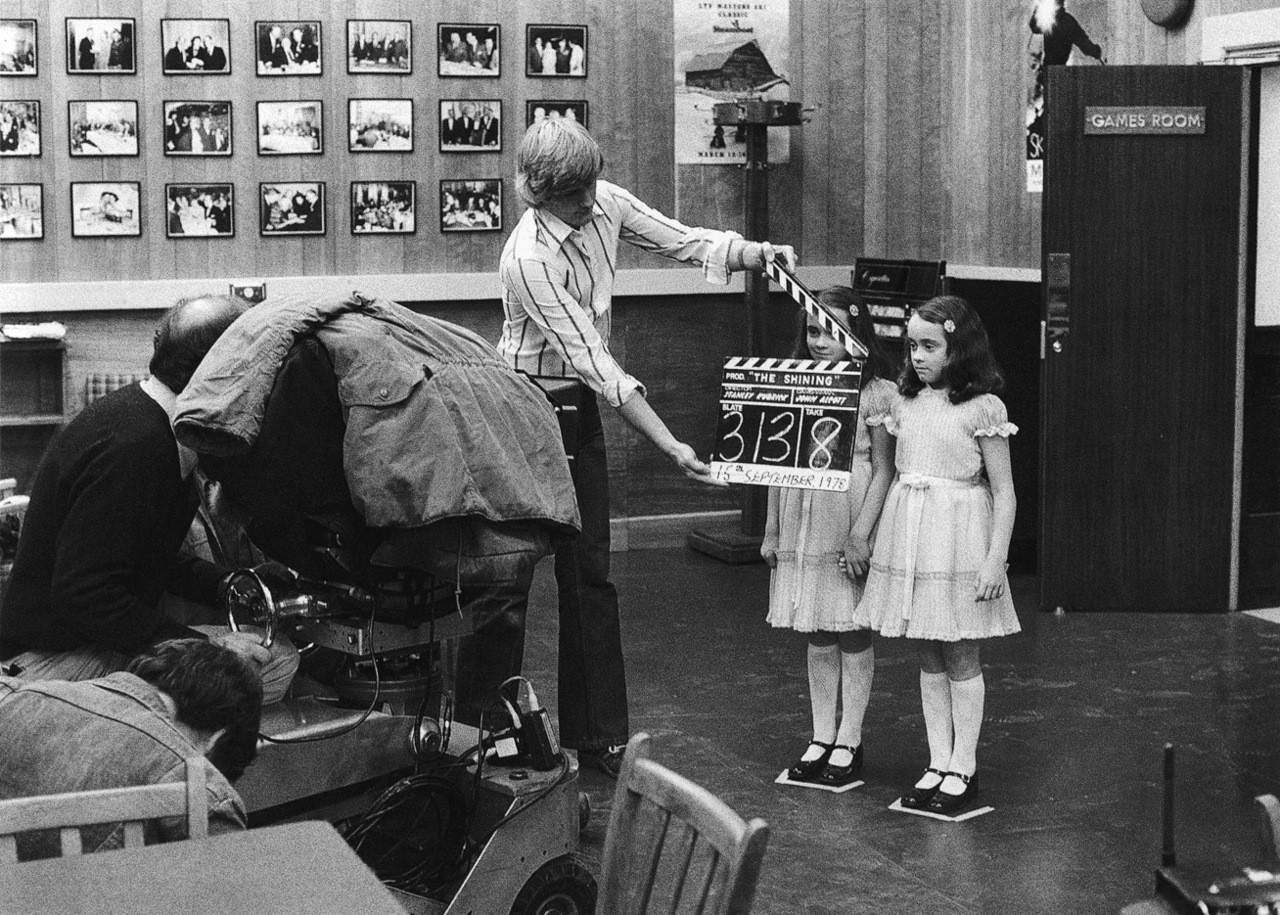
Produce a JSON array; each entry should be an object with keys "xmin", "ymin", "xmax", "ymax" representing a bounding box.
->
[{"xmin": 764, "ymin": 261, "xmax": 870, "ymax": 358}]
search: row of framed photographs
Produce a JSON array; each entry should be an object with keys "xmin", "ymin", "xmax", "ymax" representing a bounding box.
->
[
  {"xmin": 0, "ymin": 180, "xmax": 503, "ymax": 239},
  {"xmin": 0, "ymin": 98, "xmax": 588, "ymax": 157},
  {"xmin": 0, "ymin": 18, "xmax": 588, "ymax": 78}
]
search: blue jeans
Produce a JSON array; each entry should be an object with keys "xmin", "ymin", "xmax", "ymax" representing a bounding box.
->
[{"xmin": 554, "ymin": 393, "xmax": 628, "ymax": 750}]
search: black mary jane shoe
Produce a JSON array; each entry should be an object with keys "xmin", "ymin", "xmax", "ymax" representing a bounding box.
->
[
  {"xmin": 899, "ymin": 767, "xmax": 947, "ymax": 809},
  {"xmin": 925, "ymin": 772, "xmax": 979, "ymax": 816},
  {"xmin": 787, "ymin": 740, "xmax": 835, "ymax": 781},
  {"xmin": 819, "ymin": 744, "xmax": 863, "ymax": 785}
]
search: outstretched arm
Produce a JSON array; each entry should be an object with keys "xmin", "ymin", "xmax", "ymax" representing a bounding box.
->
[{"xmin": 618, "ymin": 391, "xmax": 727, "ymax": 486}]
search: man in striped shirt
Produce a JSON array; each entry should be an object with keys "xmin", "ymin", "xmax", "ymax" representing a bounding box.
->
[{"xmin": 498, "ymin": 118, "xmax": 795, "ymax": 776}]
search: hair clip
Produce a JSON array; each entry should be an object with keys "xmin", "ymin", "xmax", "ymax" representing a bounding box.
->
[
  {"xmin": 849, "ymin": 305, "xmax": 859, "ymax": 317},
  {"xmin": 943, "ymin": 319, "xmax": 956, "ymax": 333}
]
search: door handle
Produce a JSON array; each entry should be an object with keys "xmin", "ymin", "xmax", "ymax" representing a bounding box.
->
[{"xmin": 1045, "ymin": 252, "xmax": 1070, "ymax": 353}]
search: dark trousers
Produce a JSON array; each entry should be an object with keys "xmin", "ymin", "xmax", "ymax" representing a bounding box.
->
[
  {"xmin": 454, "ymin": 393, "xmax": 628, "ymax": 748},
  {"xmin": 554, "ymin": 393, "xmax": 629, "ymax": 749}
]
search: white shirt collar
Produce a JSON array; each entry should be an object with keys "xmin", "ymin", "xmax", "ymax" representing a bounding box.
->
[{"xmin": 140, "ymin": 376, "xmax": 198, "ymax": 479}]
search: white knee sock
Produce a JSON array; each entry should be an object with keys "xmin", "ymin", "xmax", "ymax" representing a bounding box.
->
[
  {"xmin": 917, "ymin": 670, "xmax": 953, "ymax": 789},
  {"xmin": 835, "ymin": 645, "xmax": 874, "ymax": 750},
  {"xmin": 801, "ymin": 643, "xmax": 840, "ymax": 761},
  {"xmin": 948, "ymin": 672, "xmax": 985, "ymax": 777}
]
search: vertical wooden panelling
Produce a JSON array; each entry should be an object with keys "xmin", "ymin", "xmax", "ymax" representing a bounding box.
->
[{"xmin": 6, "ymin": 0, "xmax": 1280, "ymax": 288}]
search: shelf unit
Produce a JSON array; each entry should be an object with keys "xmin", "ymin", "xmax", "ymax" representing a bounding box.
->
[{"xmin": 0, "ymin": 338, "xmax": 67, "ymax": 493}]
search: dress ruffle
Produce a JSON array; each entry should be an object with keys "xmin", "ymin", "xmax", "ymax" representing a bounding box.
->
[{"xmin": 974, "ymin": 422, "xmax": 1019, "ymax": 438}]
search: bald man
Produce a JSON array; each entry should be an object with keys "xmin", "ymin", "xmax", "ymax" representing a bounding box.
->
[{"xmin": 1, "ymin": 295, "xmax": 296, "ymax": 698}]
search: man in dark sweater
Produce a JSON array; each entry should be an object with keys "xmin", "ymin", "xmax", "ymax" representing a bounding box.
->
[{"xmin": 0, "ymin": 296, "xmax": 297, "ymax": 698}]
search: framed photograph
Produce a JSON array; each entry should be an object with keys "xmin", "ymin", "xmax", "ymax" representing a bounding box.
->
[
  {"xmin": 0, "ymin": 184, "xmax": 43, "ymax": 239},
  {"xmin": 526, "ymin": 100, "xmax": 588, "ymax": 130},
  {"xmin": 160, "ymin": 19, "xmax": 230, "ymax": 75},
  {"xmin": 347, "ymin": 20, "xmax": 410, "ymax": 73},
  {"xmin": 68, "ymin": 100, "xmax": 138, "ymax": 157},
  {"xmin": 66, "ymin": 18, "xmax": 135, "ymax": 74},
  {"xmin": 348, "ymin": 99, "xmax": 413, "ymax": 152},
  {"xmin": 255, "ymin": 21, "xmax": 321, "ymax": 75},
  {"xmin": 437, "ymin": 24, "xmax": 499, "ymax": 77},
  {"xmin": 257, "ymin": 100, "xmax": 322, "ymax": 156},
  {"xmin": 439, "ymin": 100, "xmax": 501, "ymax": 152},
  {"xmin": 351, "ymin": 181, "xmax": 415, "ymax": 235},
  {"xmin": 166, "ymin": 183, "xmax": 234, "ymax": 238},
  {"xmin": 163, "ymin": 101, "xmax": 231, "ymax": 156},
  {"xmin": 440, "ymin": 179, "xmax": 501, "ymax": 233},
  {"xmin": 0, "ymin": 19, "xmax": 37, "ymax": 75},
  {"xmin": 70, "ymin": 181, "xmax": 141, "ymax": 237},
  {"xmin": 260, "ymin": 182, "xmax": 325, "ymax": 235},
  {"xmin": 525, "ymin": 25, "xmax": 586, "ymax": 77},
  {"xmin": 0, "ymin": 101, "xmax": 39, "ymax": 156}
]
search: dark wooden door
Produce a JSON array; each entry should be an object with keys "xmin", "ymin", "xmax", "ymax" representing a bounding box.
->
[{"xmin": 1040, "ymin": 66, "xmax": 1249, "ymax": 612}]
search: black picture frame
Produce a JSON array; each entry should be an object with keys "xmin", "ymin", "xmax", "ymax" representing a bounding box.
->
[
  {"xmin": 68, "ymin": 99, "xmax": 138, "ymax": 158},
  {"xmin": 0, "ymin": 100, "xmax": 40, "ymax": 156},
  {"xmin": 165, "ymin": 182, "xmax": 234, "ymax": 238},
  {"xmin": 260, "ymin": 181, "xmax": 326, "ymax": 235},
  {"xmin": 525, "ymin": 24, "xmax": 586, "ymax": 78},
  {"xmin": 0, "ymin": 19, "xmax": 38, "ymax": 76},
  {"xmin": 439, "ymin": 99, "xmax": 501, "ymax": 153},
  {"xmin": 351, "ymin": 180, "xmax": 416, "ymax": 235},
  {"xmin": 348, "ymin": 98, "xmax": 413, "ymax": 153},
  {"xmin": 162, "ymin": 101, "xmax": 232, "ymax": 156},
  {"xmin": 0, "ymin": 183, "xmax": 43, "ymax": 239},
  {"xmin": 70, "ymin": 181, "xmax": 142, "ymax": 237},
  {"xmin": 437, "ymin": 23, "xmax": 499, "ymax": 77},
  {"xmin": 347, "ymin": 19, "xmax": 411, "ymax": 74},
  {"xmin": 525, "ymin": 99, "xmax": 589, "ymax": 130},
  {"xmin": 160, "ymin": 18, "xmax": 231, "ymax": 75},
  {"xmin": 440, "ymin": 178, "xmax": 501, "ymax": 233},
  {"xmin": 257, "ymin": 100, "xmax": 323, "ymax": 156},
  {"xmin": 65, "ymin": 18, "xmax": 136, "ymax": 74},
  {"xmin": 255, "ymin": 20, "xmax": 321, "ymax": 76}
]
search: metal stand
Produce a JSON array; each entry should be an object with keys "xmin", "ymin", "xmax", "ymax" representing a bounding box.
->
[{"xmin": 687, "ymin": 99, "xmax": 804, "ymax": 564}]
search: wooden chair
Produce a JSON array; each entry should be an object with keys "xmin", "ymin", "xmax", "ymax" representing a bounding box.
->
[
  {"xmin": 0, "ymin": 759, "xmax": 208, "ymax": 862},
  {"xmin": 599, "ymin": 733, "xmax": 769, "ymax": 915}
]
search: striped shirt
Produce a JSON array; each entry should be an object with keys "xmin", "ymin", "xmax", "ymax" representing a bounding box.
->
[{"xmin": 498, "ymin": 180, "xmax": 740, "ymax": 407}]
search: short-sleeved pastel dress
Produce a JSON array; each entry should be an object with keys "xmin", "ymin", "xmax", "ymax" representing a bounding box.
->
[
  {"xmin": 763, "ymin": 377, "xmax": 896, "ymax": 632},
  {"xmin": 852, "ymin": 388, "xmax": 1021, "ymax": 640}
]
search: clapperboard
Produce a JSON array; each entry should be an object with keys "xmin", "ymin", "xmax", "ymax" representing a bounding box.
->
[{"xmin": 709, "ymin": 263, "xmax": 866, "ymax": 492}]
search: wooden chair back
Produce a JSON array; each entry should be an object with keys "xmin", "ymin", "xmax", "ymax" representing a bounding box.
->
[
  {"xmin": 599, "ymin": 733, "xmax": 769, "ymax": 915},
  {"xmin": 0, "ymin": 758, "xmax": 208, "ymax": 862}
]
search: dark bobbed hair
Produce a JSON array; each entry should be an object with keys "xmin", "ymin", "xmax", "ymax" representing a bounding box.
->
[
  {"xmin": 790, "ymin": 286, "xmax": 899, "ymax": 387},
  {"xmin": 149, "ymin": 294, "xmax": 251, "ymax": 394},
  {"xmin": 899, "ymin": 295, "xmax": 1004, "ymax": 403},
  {"xmin": 126, "ymin": 638, "xmax": 263, "ymax": 782}
]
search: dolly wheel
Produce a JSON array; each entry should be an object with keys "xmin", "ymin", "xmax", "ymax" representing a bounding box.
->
[{"xmin": 509, "ymin": 856, "xmax": 598, "ymax": 915}]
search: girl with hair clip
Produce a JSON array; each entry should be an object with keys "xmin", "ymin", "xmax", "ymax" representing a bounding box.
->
[
  {"xmin": 763, "ymin": 287, "xmax": 899, "ymax": 786},
  {"xmin": 853, "ymin": 295, "xmax": 1019, "ymax": 815}
]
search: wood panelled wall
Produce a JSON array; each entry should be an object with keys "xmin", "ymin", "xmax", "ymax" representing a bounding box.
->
[
  {"xmin": 6, "ymin": 0, "xmax": 1280, "ymax": 287},
  {"xmin": 5, "ymin": 0, "xmax": 1280, "ymax": 535}
]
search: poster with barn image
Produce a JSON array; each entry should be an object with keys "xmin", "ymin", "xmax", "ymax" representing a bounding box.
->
[{"xmin": 672, "ymin": 0, "xmax": 789, "ymax": 165}]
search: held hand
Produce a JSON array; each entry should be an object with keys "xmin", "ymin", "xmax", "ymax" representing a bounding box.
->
[
  {"xmin": 761, "ymin": 546, "xmax": 777, "ymax": 568},
  {"xmin": 840, "ymin": 536, "xmax": 872, "ymax": 580},
  {"xmin": 743, "ymin": 241, "xmax": 798, "ymax": 273},
  {"xmin": 208, "ymin": 628, "xmax": 272, "ymax": 666},
  {"xmin": 669, "ymin": 442, "xmax": 729, "ymax": 486},
  {"xmin": 974, "ymin": 558, "xmax": 1008, "ymax": 602}
]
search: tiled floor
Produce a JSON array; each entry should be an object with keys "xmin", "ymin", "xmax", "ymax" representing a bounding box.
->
[{"xmin": 520, "ymin": 547, "xmax": 1280, "ymax": 915}]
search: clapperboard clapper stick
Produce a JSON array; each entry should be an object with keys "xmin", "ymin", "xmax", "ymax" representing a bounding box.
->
[{"xmin": 762, "ymin": 260, "xmax": 870, "ymax": 358}]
